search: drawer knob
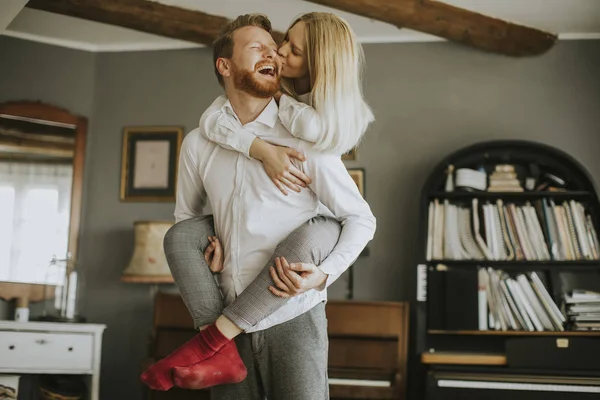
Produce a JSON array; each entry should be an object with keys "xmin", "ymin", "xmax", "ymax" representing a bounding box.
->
[
  {"xmin": 36, "ymin": 339, "xmax": 47, "ymax": 345},
  {"xmin": 9, "ymin": 345, "xmax": 14, "ymax": 350},
  {"xmin": 69, "ymin": 347, "xmax": 74, "ymax": 352}
]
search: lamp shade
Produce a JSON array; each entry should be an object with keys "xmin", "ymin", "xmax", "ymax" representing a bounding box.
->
[{"xmin": 121, "ymin": 221, "xmax": 174, "ymax": 283}]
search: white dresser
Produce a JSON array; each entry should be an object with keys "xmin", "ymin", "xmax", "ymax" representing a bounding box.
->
[{"xmin": 0, "ymin": 321, "xmax": 106, "ymax": 400}]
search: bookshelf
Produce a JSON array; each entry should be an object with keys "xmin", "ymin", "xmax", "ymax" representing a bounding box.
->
[
  {"xmin": 428, "ymin": 191, "xmax": 594, "ymax": 201},
  {"xmin": 427, "ymin": 260, "xmax": 600, "ymax": 271},
  {"xmin": 416, "ymin": 140, "xmax": 600, "ymax": 400},
  {"xmin": 428, "ymin": 330, "xmax": 600, "ymax": 337}
]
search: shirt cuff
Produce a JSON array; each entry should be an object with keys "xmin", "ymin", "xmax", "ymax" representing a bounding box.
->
[
  {"xmin": 319, "ymin": 254, "xmax": 345, "ymax": 275},
  {"xmin": 317, "ymin": 255, "xmax": 347, "ymax": 291},
  {"xmin": 236, "ymin": 128, "xmax": 257, "ymax": 158}
]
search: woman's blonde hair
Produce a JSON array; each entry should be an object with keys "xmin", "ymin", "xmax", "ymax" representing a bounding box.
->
[{"xmin": 281, "ymin": 12, "xmax": 374, "ymax": 154}]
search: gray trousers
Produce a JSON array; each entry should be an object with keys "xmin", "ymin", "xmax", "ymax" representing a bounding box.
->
[
  {"xmin": 212, "ymin": 302, "xmax": 329, "ymax": 400},
  {"xmin": 163, "ymin": 215, "xmax": 341, "ymax": 399}
]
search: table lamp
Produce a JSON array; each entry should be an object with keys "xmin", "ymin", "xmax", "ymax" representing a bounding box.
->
[{"xmin": 121, "ymin": 221, "xmax": 174, "ymax": 283}]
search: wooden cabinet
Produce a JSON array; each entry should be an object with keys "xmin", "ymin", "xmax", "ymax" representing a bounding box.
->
[{"xmin": 0, "ymin": 321, "xmax": 105, "ymax": 400}]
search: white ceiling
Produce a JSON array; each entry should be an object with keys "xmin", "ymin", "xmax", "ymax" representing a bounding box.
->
[{"xmin": 2, "ymin": 0, "xmax": 600, "ymax": 52}]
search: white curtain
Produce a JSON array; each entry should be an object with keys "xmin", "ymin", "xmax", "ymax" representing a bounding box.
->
[{"xmin": 0, "ymin": 161, "xmax": 73, "ymax": 284}]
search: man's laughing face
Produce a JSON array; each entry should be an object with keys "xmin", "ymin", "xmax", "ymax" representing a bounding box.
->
[{"xmin": 229, "ymin": 26, "xmax": 281, "ymax": 98}]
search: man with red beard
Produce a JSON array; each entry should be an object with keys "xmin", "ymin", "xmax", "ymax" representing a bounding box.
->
[{"xmin": 169, "ymin": 14, "xmax": 374, "ymax": 399}]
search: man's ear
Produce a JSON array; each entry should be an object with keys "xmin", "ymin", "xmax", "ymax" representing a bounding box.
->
[{"xmin": 216, "ymin": 58, "xmax": 231, "ymax": 79}]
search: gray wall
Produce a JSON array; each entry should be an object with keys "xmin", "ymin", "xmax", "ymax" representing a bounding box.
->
[
  {"xmin": 1, "ymin": 35, "xmax": 600, "ymax": 399},
  {"xmin": 0, "ymin": 36, "xmax": 96, "ymax": 115}
]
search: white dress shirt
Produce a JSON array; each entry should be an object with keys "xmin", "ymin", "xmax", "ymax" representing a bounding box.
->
[{"xmin": 175, "ymin": 98, "xmax": 376, "ymax": 332}]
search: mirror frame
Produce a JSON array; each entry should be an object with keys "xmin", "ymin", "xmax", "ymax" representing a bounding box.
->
[{"xmin": 0, "ymin": 101, "xmax": 87, "ymax": 301}]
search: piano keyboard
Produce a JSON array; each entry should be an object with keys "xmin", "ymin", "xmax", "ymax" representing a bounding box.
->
[
  {"xmin": 438, "ymin": 379, "xmax": 600, "ymax": 393},
  {"xmin": 328, "ymin": 378, "xmax": 391, "ymax": 387},
  {"xmin": 417, "ymin": 263, "xmax": 427, "ymax": 302}
]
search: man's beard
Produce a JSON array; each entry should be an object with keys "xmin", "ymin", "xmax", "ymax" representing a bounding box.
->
[{"xmin": 231, "ymin": 62, "xmax": 280, "ymax": 98}]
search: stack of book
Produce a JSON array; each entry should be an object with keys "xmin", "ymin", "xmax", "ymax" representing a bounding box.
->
[
  {"xmin": 426, "ymin": 198, "xmax": 600, "ymax": 261},
  {"xmin": 565, "ymin": 290, "xmax": 600, "ymax": 331},
  {"xmin": 478, "ymin": 269, "xmax": 565, "ymax": 331},
  {"xmin": 488, "ymin": 165, "xmax": 523, "ymax": 192}
]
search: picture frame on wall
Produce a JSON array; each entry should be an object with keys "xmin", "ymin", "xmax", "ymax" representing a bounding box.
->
[
  {"xmin": 347, "ymin": 168, "xmax": 365, "ymax": 198},
  {"xmin": 120, "ymin": 126, "xmax": 183, "ymax": 202},
  {"xmin": 342, "ymin": 147, "xmax": 357, "ymax": 161}
]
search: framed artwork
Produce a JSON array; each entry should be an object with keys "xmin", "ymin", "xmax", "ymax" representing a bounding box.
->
[
  {"xmin": 347, "ymin": 168, "xmax": 365, "ymax": 198},
  {"xmin": 342, "ymin": 147, "xmax": 357, "ymax": 161},
  {"xmin": 120, "ymin": 126, "xmax": 183, "ymax": 202}
]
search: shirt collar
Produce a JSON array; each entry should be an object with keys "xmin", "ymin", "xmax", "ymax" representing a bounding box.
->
[
  {"xmin": 298, "ymin": 92, "xmax": 311, "ymax": 106},
  {"xmin": 221, "ymin": 97, "xmax": 278, "ymax": 129}
]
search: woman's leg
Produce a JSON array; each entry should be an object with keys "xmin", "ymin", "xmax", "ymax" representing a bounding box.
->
[
  {"xmin": 223, "ymin": 215, "xmax": 341, "ymax": 330},
  {"xmin": 141, "ymin": 216, "xmax": 228, "ymax": 391},
  {"xmin": 164, "ymin": 216, "xmax": 223, "ymax": 328},
  {"xmin": 165, "ymin": 215, "xmax": 342, "ymax": 334}
]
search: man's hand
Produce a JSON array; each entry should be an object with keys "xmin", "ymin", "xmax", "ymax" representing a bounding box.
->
[
  {"xmin": 204, "ymin": 236, "xmax": 223, "ymax": 273},
  {"xmin": 268, "ymin": 257, "xmax": 328, "ymax": 298},
  {"xmin": 250, "ymin": 139, "xmax": 312, "ymax": 195}
]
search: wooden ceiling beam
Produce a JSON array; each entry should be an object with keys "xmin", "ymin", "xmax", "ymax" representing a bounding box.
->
[
  {"xmin": 26, "ymin": 0, "xmax": 285, "ymax": 47},
  {"xmin": 304, "ymin": 0, "xmax": 557, "ymax": 56},
  {"xmin": 1, "ymin": 0, "xmax": 29, "ymax": 31}
]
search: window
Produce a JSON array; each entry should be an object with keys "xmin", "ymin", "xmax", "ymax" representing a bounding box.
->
[
  {"xmin": 0, "ymin": 186, "xmax": 15, "ymax": 279},
  {"xmin": 0, "ymin": 162, "xmax": 72, "ymax": 283}
]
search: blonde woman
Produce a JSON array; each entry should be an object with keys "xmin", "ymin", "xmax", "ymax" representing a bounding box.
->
[{"xmin": 142, "ymin": 13, "xmax": 375, "ymax": 398}]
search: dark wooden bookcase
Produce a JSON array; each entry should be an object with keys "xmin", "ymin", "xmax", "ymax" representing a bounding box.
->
[{"xmin": 415, "ymin": 140, "xmax": 600, "ymax": 400}]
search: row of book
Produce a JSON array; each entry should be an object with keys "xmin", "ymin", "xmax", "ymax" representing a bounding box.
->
[
  {"xmin": 478, "ymin": 268, "xmax": 565, "ymax": 331},
  {"xmin": 565, "ymin": 290, "xmax": 600, "ymax": 331},
  {"xmin": 426, "ymin": 198, "xmax": 600, "ymax": 261}
]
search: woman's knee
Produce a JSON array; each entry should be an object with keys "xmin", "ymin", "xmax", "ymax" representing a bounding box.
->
[
  {"xmin": 300, "ymin": 216, "xmax": 341, "ymax": 242},
  {"xmin": 163, "ymin": 216, "xmax": 215, "ymax": 250},
  {"xmin": 274, "ymin": 217, "xmax": 341, "ymax": 262}
]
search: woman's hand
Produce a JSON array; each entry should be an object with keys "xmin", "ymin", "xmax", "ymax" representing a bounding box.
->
[
  {"xmin": 268, "ymin": 257, "xmax": 328, "ymax": 298},
  {"xmin": 250, "ymin": 139, "xmax": 312, "ymax": 195},
  {"xmin": 204, "ymin": 236, "xmax": 224, "ymax": 273}
]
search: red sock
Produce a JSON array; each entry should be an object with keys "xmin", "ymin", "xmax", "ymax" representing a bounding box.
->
[
  {"xmin": 140, "ymin": 323, "xmax": 230, "ymax": 391},
  {"xmin": 172, "ymin": 341, "xmax": 247, "ymax": 390}
]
